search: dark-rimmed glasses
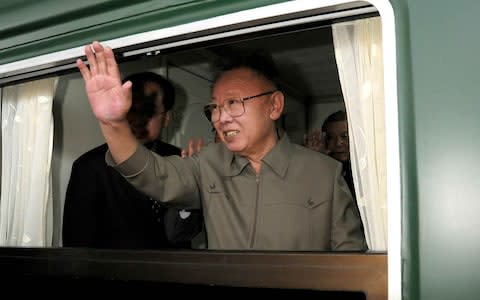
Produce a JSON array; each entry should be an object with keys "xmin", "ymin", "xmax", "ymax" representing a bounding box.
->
[{"xmin": 203, "ymin": 90, "xmax": 277, "ymax": 123}]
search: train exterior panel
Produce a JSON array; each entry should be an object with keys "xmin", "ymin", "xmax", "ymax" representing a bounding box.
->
[{"xmin": 0, "ymin": 1, "xmax": 479, "ymax": 299}]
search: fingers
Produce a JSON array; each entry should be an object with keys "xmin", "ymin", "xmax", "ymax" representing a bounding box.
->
[
  {"xmin": 76, "ymin": 58, "xmax": 90, "ymax": 81},
  {"xmin": 181, "ymin": 138, "xmax": 205, "ymax": 158},
  {"xmin": 187, "ymin": 139, "xmax": 195, "ymax": 155},
  {"xmin": 104, "ymin": 45, "xmax": 122, "ymax": 80},
  {"xmin": 318, "ymin": 131, "xmax": 327, "ymax": 144},
  {"xmin": 84, "ymin": 43, "xmax": 98, "ymax": 75},
  {"xmin": 195, "ymin": 138, "xmax": 205, "ymax": 153},
  {"xmin": 92, "ymin": 42, "xmax": 107, "ymax": 75},
  {"xmin": 304, "ymin": 130, "xmax": 319, "ymax": 146},
  {"xmin": 181, "ymin": 139, "xmax": 194, "ymax": 158},
  {"xmin": 311, "ymin": 129, "xmax": 322, "ymax": 140},
  {"xmin": 304, "ymin": 129, "xmax": 330, "ymax": 154},
  {"xmin": 181, "ymin": 149, "xmax": 187, "ymax": 158},
  {"xmin": 122, "ymin": 80, "xmax": 132, "ymax": 96},
  {"xmin": 79, "ymin": 41, "xmax": 120, "ymax": 79}
]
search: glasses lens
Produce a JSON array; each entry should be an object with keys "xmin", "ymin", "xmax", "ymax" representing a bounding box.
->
[
  {"xmin": 203, "ymin": 105, "xmax": 213, "ymax": 122},
  {"xmin": 203, "ymin": 99, "xmax": 246, "ymax": 123},
  {"xmin": 227, "ymin": 99, "xmax": 244, "ymax": 117}
]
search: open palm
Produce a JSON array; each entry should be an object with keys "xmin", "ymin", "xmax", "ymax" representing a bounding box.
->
[{"xmin": 77, "ymin": 41, "xmax": 131, "ymax": 124}]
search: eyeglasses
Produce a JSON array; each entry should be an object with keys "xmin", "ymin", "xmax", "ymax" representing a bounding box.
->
[{"xmin": 203, "ymin": 90, "xmax": 277, "ymax": 123}]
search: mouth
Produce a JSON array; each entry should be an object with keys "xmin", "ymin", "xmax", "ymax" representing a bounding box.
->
[{"xmin": 223, "ymin": 130, "xmax": 239, "ymax": 138}]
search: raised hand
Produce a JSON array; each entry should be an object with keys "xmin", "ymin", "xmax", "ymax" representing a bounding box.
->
[
  {"xmin": 77, "ymin": 41, "xmax": 132, "ymax": 125},
  {"xmin": 181, "ymin": 138, "xmax": 205, "ymax": 158},
  {"xmin": 304, "ymin": 129, "xmax": 329, "ymax": 154}
]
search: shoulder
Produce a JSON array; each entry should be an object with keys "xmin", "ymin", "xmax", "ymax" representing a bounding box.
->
[
  {"xmin": 198, "ymin": 141, "xmax": 231, "ymax": 161},
  {"xmin": 72, "ymin": 144, "xmax": 108, "ymax": 167},
  {"xmin": 287, "ymin": 144, "xmax": 344, "ymax": 190},
  {"xmin": 291, "ymin": 143, "xmax": 341, "ymax": 171},
  {"xmin": 276, "ymin": 132, "xmax": 339, "ymax": 169}
]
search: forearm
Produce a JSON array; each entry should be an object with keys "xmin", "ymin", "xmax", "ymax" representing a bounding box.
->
[
  {"xmin": 78, "ymin": 41, "xmax": 135, "ymax": 164},
  {"xmin": 100, "ymin": 120, "xmax": 138, "ymax": 164},
  {"xmin": 109, "ymin": 146, "xmax": 202, "ymax": 208}
]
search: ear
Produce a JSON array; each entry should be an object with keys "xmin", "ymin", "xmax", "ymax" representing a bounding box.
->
[
  {"xmin": 269, "ymin": 91, "xmax": 284, "ymax": 121},
  {"xmin": 162, "ymin": 111, "xmax": 173, "ymax": 128}
]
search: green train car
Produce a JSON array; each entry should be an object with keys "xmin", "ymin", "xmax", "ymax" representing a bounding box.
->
[{"xmin": 0, "ymin": 1, "xmax": 478, "ymax": 299}]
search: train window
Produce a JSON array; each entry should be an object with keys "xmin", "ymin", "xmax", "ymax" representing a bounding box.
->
[{"xmin": 0, "ymin": 1, "xmax": 399, "ymax": 299}]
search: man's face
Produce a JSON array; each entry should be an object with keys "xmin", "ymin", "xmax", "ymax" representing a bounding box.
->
[
  {"xmin": 325, "ymin": 120, "xmax": 349, "ymax": 162},
  {"xmin": 211, "ymin": 67, "xmax": 278, "ymax": 157},
  {"xmin": 143, "ymin": 82, "xmax": 167, "ymax": 143}
]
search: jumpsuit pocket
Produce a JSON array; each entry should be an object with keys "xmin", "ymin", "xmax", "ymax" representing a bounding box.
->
[{"xmin": 261, "ymin": 197, "xmax": 329, "ymax": 249}]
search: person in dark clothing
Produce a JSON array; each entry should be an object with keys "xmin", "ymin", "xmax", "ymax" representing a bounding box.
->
[
  {"xmin": 62, "ymin": 71, "xmax": 203, "ymax": 249},
  {"xmin": 321, "ymin": 111, "xmax": 355, "ymax": 196},
  {"xmin": 304, "ymin": 111, "xmax": 355, "ymax": 195},
  {"xmin": 304, "ymin": 110, "xmax": 363, "ymax": 232}
]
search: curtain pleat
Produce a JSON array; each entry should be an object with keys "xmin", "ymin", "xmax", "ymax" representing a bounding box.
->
[
  {"xmin": 0, "ymin": 77, "xmax": 57, "ymax": 247},
  {"xmin": 332, "ymin": 17, "xmax": 387, "ymax": 250}
]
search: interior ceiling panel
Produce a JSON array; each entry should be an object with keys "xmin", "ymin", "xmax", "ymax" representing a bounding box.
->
[{"xmin": 168, "ymin": 26, "xmax": 344, "ymax": 105}]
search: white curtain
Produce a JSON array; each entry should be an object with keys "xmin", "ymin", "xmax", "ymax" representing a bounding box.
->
[
  {"xmin": 332, "ymin": 17, "xmax": 387, "ymax": 250},
  {"xmin": 0, "ymin": 77, "xmax": 57, "ymax": 247}
]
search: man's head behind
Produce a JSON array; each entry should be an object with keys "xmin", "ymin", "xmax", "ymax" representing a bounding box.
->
[
  {"xmin": 322, "ymin": 110, "xmax": 349, "ymax": 163},
  {"xmin": 123, "ymin": 72, "xmax": 175, "ymax": 143},
  {"xmin": 208, "ymin": 50, "xmax": 284, "ymax": 159}
]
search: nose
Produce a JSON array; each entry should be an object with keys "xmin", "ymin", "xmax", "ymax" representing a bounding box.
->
[{"xmin": 218, "ymin": 106, "xmax": 233, "ymax": 123}]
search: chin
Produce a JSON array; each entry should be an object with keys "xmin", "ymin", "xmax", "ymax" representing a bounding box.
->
[
  {"xmin": 224, "ymin": 140, "xmax": 245, "ymax": 154},
  {"xmin": 225, "ymin": 144, "xmax": 242, "ymax": 153}
]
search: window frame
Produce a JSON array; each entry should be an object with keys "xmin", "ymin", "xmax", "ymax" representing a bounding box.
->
[{"xmin": 0, "ymin": 1, "xmax": 400, "ymax": 298}]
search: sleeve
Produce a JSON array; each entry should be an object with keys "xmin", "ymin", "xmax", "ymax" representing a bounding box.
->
[
  {"xmin": 330, "ymin": 163, "xmax": 368, "ymax": 251},
  {"xmin": 62, "ymin": 159, "xmax": 101, "ymax": 247},
  {"xmin": 163, "ymin": 208, "xmax": 204, "ymax": 247},
  {"xmin": 108, "ymin": 144, "xmax": 202, "ymax": 209}
]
